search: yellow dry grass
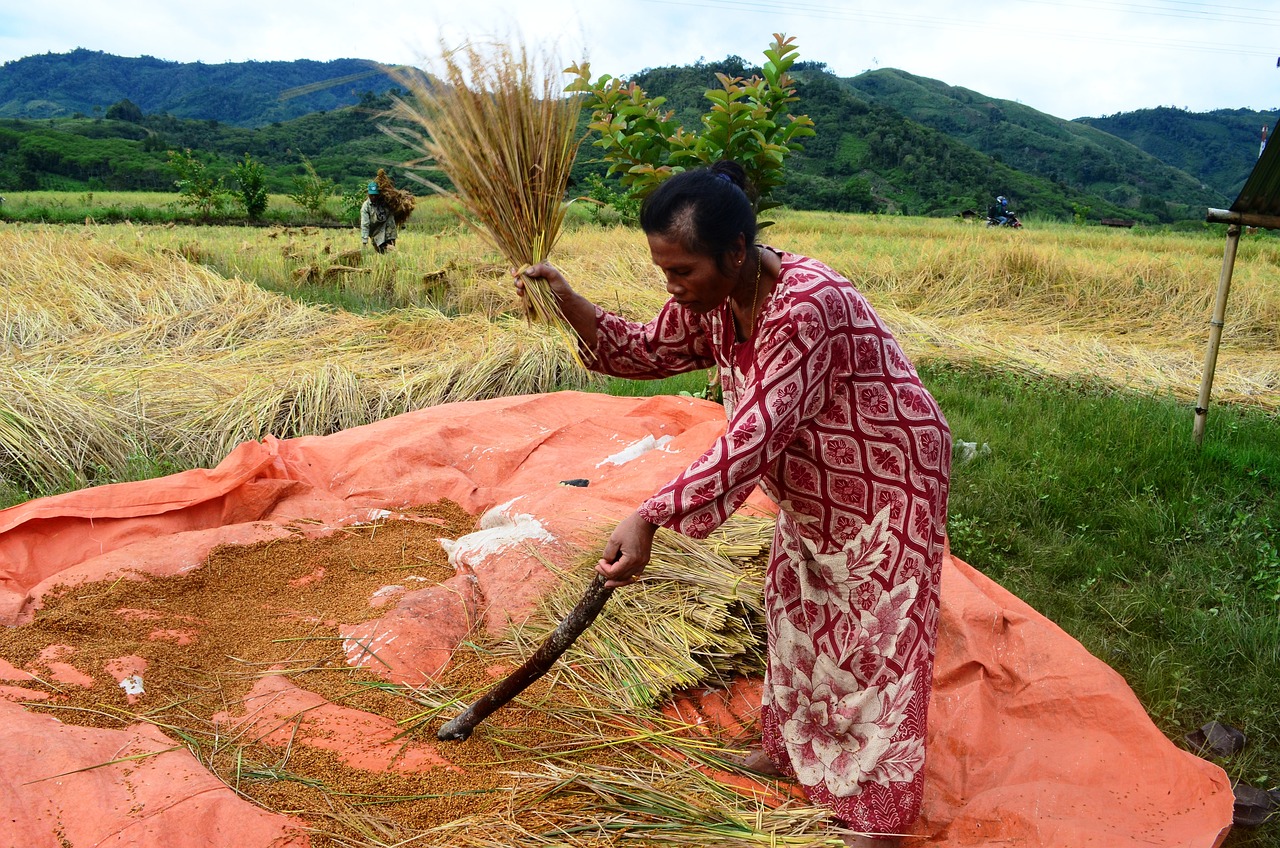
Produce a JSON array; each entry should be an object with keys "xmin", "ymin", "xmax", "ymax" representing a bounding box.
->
[
  {"xmin": 3, "ymin": 208, "xmax": 1278, "ymax": 488},
  {"xmin": 767, "ymin": 212, "xmax": 1280, "ymax": 408},
  {"xmin": 0, "ymin": 226, "xmax": 593, "ymax": 485}
]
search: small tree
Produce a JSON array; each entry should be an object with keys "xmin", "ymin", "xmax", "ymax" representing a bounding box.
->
[
  {"xmin": 288, "ymin": 154, "xmax": 335, "ymax": 219},
  {"xmin": 105, "ymin": 98, "xmax": 144, "ymax": 123},
  {"xmin": 231, "ymin": 152, "xmax": 269, "ymax": 219},
  {"xmin": 339, "ymin": 183, "xmax": 368, "ymax": 222},
  {"xmin": 566, "ymin": 33, "xmax": 815, "ymax": 224},
  {"xmin": 166, "ymin": 148, "xmax": 231, "ymax": 216}
]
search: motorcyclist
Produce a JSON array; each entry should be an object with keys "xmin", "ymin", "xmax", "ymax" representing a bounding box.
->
[{"xmin": 987, "ymin": 195, "xmax": 1013, "ymax": 226}]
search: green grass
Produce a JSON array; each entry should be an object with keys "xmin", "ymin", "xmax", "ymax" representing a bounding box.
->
[
  {"xmin": 0, "ymin": 451, "xmax": 186, "ymax": 509},
  {"xmin": 0, "ymin": 190, "xmax": 355, "ymax": 226},
  {"xmin": 601, "ymin": 370, "xmax": 720, "ymax": 399}
]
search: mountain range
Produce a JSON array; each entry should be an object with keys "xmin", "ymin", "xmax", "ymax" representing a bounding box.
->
[
  {"xmin": 0, "ymin": 48, "xmax": 403, "ymax": 125},
  {"xmin": 1, "ymin": 49, "xmax": 1274, "ymax": 223}
]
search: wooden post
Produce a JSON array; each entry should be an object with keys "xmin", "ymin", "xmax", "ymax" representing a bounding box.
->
[{"xmin": 1193, "ymin": 224, "xmax": 1241, "ymax": 446}]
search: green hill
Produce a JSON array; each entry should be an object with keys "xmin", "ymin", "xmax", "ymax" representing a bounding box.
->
[
  {"xmin": 0, "ymin": 92, "xmax": 408, "ymax": 194},
  {"xmin": 623, "ymin": 60, "xmax": 1139, "ymax": 221},
  {"xmin": 1077, "ymin": 106, "xmax": 1279, "ymax": 200},
  {"xmin": 842, "ymin": 68, "xmax": 1227, "ymax": 221},
  {"xmin": 0, "ymin": 49, "xmax": 401, "ymax": 126},
  {"xmin": 0, "ymin": 49, "xmax": 1253, "ymax": 223}
]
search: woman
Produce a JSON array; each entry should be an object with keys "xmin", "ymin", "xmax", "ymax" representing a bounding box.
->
[{"xmin": 520, "ymin": 161, "xmax": 951, "ymax": 846}]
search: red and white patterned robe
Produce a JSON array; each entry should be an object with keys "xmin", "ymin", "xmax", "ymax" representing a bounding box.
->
[{"xmin": 590, "ymin": 248, "xmax": 951, "ymax": 833}]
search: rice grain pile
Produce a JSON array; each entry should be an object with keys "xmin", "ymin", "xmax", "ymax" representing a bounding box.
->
[{"xmin": 0, "ymin": 505, "xmax": 849, "ymax": 847}]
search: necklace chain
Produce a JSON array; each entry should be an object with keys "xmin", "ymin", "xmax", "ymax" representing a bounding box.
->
[{"xmin": 747, "ymin": 246, "xmax": 763, "ymax": 339}]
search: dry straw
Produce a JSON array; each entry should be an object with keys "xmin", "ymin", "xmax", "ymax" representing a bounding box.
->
[
  {"xmin": 499, "ymin": 515, "xmax": 774, "ymax": 710},
  {"xmin": 373, "ymin": 167, "xmax": 416, "ymax": 225},
  {"xmin": 382, "ymin": 38, "xmax": 588, "ymax": 362},
  {"xmin": 0, "ymin": 229, "xmax": 592, "ymax": 489}
]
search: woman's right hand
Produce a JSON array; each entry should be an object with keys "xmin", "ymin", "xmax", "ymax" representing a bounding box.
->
[
  {"xmin": 515, "ymin": 262, "xmax": 575, "ymax": 302},
  {"xmin": 514, "ymin": 262, "xmax": 599, "ymax": 350}
]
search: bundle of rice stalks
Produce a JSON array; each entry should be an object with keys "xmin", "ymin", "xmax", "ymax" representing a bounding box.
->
[
  {"xmin": 383, "ymin": 39, "xmax": 587, "ymax": 362},
  {"xmin": 373, "ymin": 167, "xmax": 416, "ymax": 225},
  {"xmin": 332, "ymin": 248, "xmax": 364, "ymax": 268},
  {"xmin": 500, "ymin": 514, "xmax": 774, "ymax": 711}
]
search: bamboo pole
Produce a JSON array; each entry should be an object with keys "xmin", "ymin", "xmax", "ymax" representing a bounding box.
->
[
  {"xmin": 1206, "ymin": 207, "xmax": 1280, "ymax": 229},
  {"xmin": 1193, "ymin": 223, "xmax": 1241, "ymax": 446},
  {"xmin": 1205, "ymin": 208, "xmax": 1280, "ymax": 228}
]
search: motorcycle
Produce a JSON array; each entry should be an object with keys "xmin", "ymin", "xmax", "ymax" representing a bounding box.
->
[{"xmin": 986, "ymin": 213, "xmax": 1023, "ymax": 228}]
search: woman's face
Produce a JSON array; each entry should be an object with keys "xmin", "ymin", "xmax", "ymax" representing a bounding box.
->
[{"xmin": 646, "ymin": 232, "xmax": 746, "ymax": 313}]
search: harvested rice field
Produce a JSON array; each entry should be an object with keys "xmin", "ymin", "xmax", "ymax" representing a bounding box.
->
[
  {"xmin": 1, "ymin": 211, "xmax": 1266, "ymax": 846},
  {"xmin": 3, "ymin": 212, "xmax": 1277, "ymax": 497}
]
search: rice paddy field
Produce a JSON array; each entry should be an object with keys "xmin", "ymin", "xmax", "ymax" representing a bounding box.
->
[
  {"xmin": 2, "ymin": 204, "xmax": 1276, "ymax": 494},
  {"xmin": 3, "ymin": 203, "xmax": 1280, "ymax": 845}
]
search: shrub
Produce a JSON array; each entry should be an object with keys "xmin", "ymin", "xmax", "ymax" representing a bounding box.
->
[
  {"xmin": 232, "ymin": 152, "xmax": 268, "ymax": 219},
  {"xmin": 288, "ymin": 154, "xmax": 335, "ymax": 218},
  {"xmin": 166, "ymin": 148, "xmax": 231, "ymax": 216},
  {"xmin": 566, "ymin": 33, "xmax": 815, "ymax": 225}
]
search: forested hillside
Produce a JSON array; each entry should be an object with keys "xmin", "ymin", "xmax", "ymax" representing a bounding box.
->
[
  {"xmin": 0, "ymin": 84, "xmax": 418, "ymax": 194},
  {"xmin": 0, "ymin": 49, "xmax": 401, "ymax": 125},
  {"xmin": 627, "ymin": 58, "xmax": 1131, "ymax": 220},
  {"xmin": 843, "ymin": 68, "xmax": 1228, "ymax": 221},
  {"xmin": 1078, "ymin": 106, "xmax": 1277, "ymax": 200},
  {"xmin": 0, "ymin": 49, "xmax": 1254, "ymax": 223}
]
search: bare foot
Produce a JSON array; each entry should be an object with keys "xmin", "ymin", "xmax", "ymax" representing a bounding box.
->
[{"xmin": 732, "ymin": 749, "xmax": 785, "ymax": 776}]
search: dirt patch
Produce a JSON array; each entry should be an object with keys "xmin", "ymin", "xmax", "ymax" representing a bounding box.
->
[{"xmin": 0, "ymin": 500, "xmax": 644, "ymax": 844}]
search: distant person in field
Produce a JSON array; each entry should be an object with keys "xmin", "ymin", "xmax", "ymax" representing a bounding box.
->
[
  {"xmin": 360, "ymin": 181, "xmax": 397, "ymax": 253},
  {"xmin": 518, "ymin": 160, "xmax": 952, "ymax": 847}
]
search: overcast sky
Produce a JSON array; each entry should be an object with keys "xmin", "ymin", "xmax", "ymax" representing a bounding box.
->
[{"xmin": 1, "ymin": 0, "xmax": 1277, "ymax": 121}]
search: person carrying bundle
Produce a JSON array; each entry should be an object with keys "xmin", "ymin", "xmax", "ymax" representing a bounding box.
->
[
  {"xmin": 360, "ymin": 181, "xmax": 397, "ymax": 253},
  {"xmin": 518, "ymin": 160, "xmax": 952, "ymax": 846}
]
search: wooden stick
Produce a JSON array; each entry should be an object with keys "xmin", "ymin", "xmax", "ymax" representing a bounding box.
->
[{"xmin": 437, "ymin": 573, "xmax": 616, "ymax": 741}]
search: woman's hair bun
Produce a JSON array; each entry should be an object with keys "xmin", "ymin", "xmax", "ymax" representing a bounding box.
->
[{"xmin": 710, "ymin": 160, "xmax": 748, "ymax": 191}]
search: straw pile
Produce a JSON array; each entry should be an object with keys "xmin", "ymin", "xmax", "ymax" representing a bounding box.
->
[
  {"xmin": 501, "ymin": 514, "xmax": 774, "ymax": 710},
  {"xmin": 383, "ymin": 39, "xmax": 586, "ymax": 358},
  {"xmin": 0, "ymin": 228, "xmax": 592, "ymax": 490},
  {"xmin": 374, "ymin": 167, "xmax": 416, "ymax": 225}
]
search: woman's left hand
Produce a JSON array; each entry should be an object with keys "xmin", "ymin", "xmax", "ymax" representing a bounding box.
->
[{"xmin": 597, "ymin": 511, "xmax": 658, "ymax": 588}]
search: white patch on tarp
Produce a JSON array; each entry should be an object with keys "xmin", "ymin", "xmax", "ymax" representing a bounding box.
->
[
  {"xmin": 439, "ymin": 497, "xmax": 554, "ymax": 569},
  {"xmin": 344, "ymin": 630, "xmax": 396, "ymax": 668},
  {"xmin": 595, "ymin": 434, "xmax": 675, "ymax": 468},
  {"xmin": 119, "ymin": 675, "xmax": 145, "ymax": 696}
]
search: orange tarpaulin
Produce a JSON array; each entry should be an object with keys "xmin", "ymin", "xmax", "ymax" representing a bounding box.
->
[{"xmin": 0, "ymin": 392, "xmax": 1232, "ymax": 846}]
